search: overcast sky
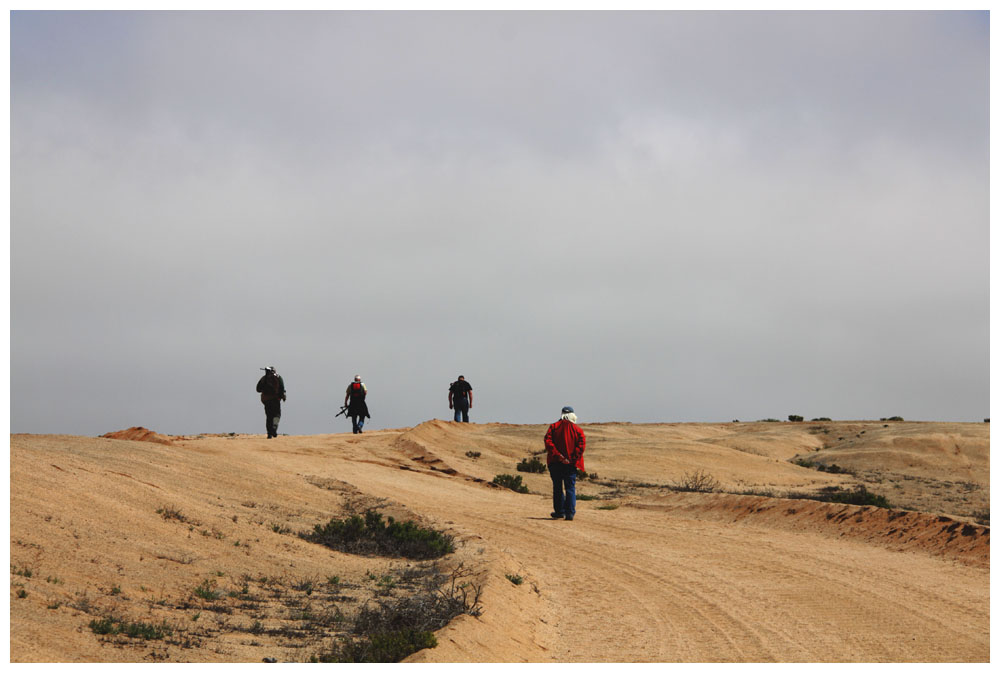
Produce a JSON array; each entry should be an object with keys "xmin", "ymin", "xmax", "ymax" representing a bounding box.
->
[{"xmin": 10, "ymin": 10, "xmax": 990, "ymax": 436}]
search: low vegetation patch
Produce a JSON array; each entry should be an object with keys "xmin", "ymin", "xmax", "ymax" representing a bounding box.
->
[
  {"xmin": 89, "ymin": 615, "xmax": 173, "ymax": 641},
  {"xmin": 492, "ymin": 474, "xmax": 529, "ymax": 493},
  {"xmin": 789, "ymin": 486, "xmax": 893, "ymax": 509},
  {"xmin": 671, "ymin": 469, "xmax": 720, "ymax": 493},
  {"xmin": 311, "ymin": 564, "xmax": 482, "ymax": 663},
  {"xmin": 301, "ymin": 510, "xmax": 454, "ymax": 560},
  {"xmin": 516, "ymin": 456, "xmax": 546, "ymax": 473},
  {"xmin": 792, "ymin": 458, "xmax": 850, "ymax": 474},
  {"xmin": 464, "ymin": 450, "xmax": 481, "ymax": 459}
]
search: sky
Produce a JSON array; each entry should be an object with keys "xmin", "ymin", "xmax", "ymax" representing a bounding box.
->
[{"xmin": 9, "ymin": 10, "xmax": 991, "ymax": 436}]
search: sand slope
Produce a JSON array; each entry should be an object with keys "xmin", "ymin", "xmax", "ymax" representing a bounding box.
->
[{"xmin": 9, "ymin": 421, "xmax": 989, "ymax": 662}]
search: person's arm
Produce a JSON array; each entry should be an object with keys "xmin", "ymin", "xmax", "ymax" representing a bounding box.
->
[
  {"xmin": 468, "ymin": 388, "xmax": 473, "ymax": 407},
  {"xmin": 448, "ymin": 389, "xmax": 453, "ymax": 409}
]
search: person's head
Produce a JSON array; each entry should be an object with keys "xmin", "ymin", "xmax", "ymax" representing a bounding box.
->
[
  {"xmin": 354, "ymin": 375, "xmax": 361, "ymax": 382},
  {"xmin": 265, "ymin": 366, "xmax": 276, "ymax": 375},
  {"xmin": 458, "ymin": 375, "xmax": 465, "ymax": 381},
  {"xmin": 561, "ymin": 406, "xmax": 577, "ymax": 423}
]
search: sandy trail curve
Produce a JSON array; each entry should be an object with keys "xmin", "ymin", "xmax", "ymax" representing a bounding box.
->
[{"xmin": 263, "ymin": 425, "xmax": 988, "ymax": 662}]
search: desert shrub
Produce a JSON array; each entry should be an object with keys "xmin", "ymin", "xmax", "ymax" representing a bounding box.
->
[
  {"xmin": 788, "ymin": 415, "xmax": 804, "ymax": 422},
  {"xmin": 301, "ymin": 510, "xmax": 454, "ymax": 560},
  {"xmin": 759, "ymin": 418, "xmax": 781, "ymax": 423},
  {"xmin": 516, "ymin": 456, "xmax": 546, "ymax": 473},
  {"xmin": 492, "ymin": 474, "xmax": 529, "ymax": 493},
  {"xmin": 316, "ymin": 630, "xmax": 437, "ymax": 663},
  {"xmin": 193, "ymin": 580, "xmax": 223, "ymax": 601},
  {"xmin": 790, "ymin": 486, "xmax": 892, "ymax": 509},
  {"xmin": 880, "ymin": 416, "xmax": 904, "ymax": 422},
  {"xmin": 314, "ymin": 565, "xmax": 481, "ymax": 663},
  {"xmin": 89, "ymin": 616, "xmax": 172, "ymax": 640},
  {"xmin": 672, "ymin": 470, "xmax": 720, "ymax": 493},
  {"xmin": 465, "ymin": 451, "xmax": 481, "ymax": 459},
  {"xmin": 973, "ymin": 509, "xmax": 989, "ymax": 525},
  {"xmin": 156, "ymin": 505, "xmax": 188, "ymax": 523},
  {"xmin": 505, "ymin": 574, "xmax": 524, "ymax": 585},
  {"xmin": 811, "ymin": 417, "xmax": 832, "ymax": 422},
  {"xmin": 576, "ymin": 494, "xmax": 598, "ymax": 501}
]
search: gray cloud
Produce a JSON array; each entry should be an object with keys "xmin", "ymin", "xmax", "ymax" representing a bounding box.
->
[{"xmin": 11, "ymin": 10, "xmax": 989, "ymax": 434}]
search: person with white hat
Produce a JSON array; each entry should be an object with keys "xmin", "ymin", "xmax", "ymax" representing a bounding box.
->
[
  {"xmin": 344, "ymin": 374, "xmax": 370, "ymax": 434},
  {"xmin": 544, "ymin": 406, "xmax": 586, "ymax": 521}
]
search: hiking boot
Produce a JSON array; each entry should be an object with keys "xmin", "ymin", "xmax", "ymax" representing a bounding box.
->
[
  {"xmin": 565, "ymin": 515, "xmax": 574, "ymax": 521},
  {"xmin": 550, "ymin": 512, "xmax": 564, "ymax": 519}
]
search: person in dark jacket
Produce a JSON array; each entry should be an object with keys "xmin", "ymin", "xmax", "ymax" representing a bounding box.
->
[
  {"xmin": 256, "ymin": 366, "xmax": 286, "ymax": 439},
  {"xmin": 344, "ymin": 375, "xmax": 370, "ymax": 434},
  {"xmin": 448, "ymin": 375, "xmax": 473, "ymax": 422},
  {"xmin": 544, "ymin": 406, "xmax": 586, "ymax": 521}
]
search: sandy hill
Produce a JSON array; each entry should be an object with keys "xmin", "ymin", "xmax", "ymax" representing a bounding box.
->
[{"xmin": 10, "ymin": 420, "xmax": 989, "ymax": 662}]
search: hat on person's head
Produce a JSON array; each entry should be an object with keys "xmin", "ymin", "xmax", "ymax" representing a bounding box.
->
[
  {"xmin": 266, "ymin": 366, "xmax": 276, "ymax": 373},
  {"xmin": 561, "ymin": 406, "xmax": 574, "ymax": 414},
  {"xmin": 354, "ymin": 375, "xmax": 361, "ymax": 381}
]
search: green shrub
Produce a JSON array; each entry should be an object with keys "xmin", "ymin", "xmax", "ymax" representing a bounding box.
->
[
  {"xmin": 516, "ymin": 456, "xmax": 546, "ymax": 473},
  {"xmin": 811, "ymin": 417, "xmax": 832, "ymax": 422},
  {"xmin": 317, "ymin": 630, "xmax": 437, "ymax": 663},
  {"xmin": 313, "ymin": 565, "xmax": 482, "ymax": 663},
  {"xmin": 193, "ymin": 579, "xmax": 223, "ymax": 601},
  {"xmin": 505, "ymin": 574, "xmax": 524, "ymax": 585},
  {"xmin": 301, "ymin": 510, "xmax": 454, "ymax": 560},
  {"xmin": 790, "ymin": 486, "xmax": 892, "ymax": 509},
  {"xmin": 89, "ymin": 616, "xmax": 172, "ymax": 640},
  {"xmin": 788, "ymin": 415, "xmax": 804, "ymax": 422},
  {"xmin": 492, "ymin": 474, "xmax": 529, "ymax": 493},
  {"xmin": 465, "ymin": 451, "xmax": 481, "ymax": 459}
]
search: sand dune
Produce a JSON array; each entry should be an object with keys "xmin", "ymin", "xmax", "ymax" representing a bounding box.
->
[{"xmin": 9, "ymin": 420, "xmax": 989, "ymax": 662}]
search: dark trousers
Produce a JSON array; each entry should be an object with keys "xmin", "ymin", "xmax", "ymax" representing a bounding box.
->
[
  {"xmin": 548, "ymin": 461, "xmax": 577, "ymax": 518},
  {"xmin": 350, "ymin": 415, "xmax": 365, "ymax": 434},
  {"xmin": 453, "ymin": 401, "xmax": 470, "ymax": 422},
  {"xmin": 263, "ymin": 399, "xmax": 281, "ymax": 438}
]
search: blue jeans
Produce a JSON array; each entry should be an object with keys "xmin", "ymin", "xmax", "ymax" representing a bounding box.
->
[
  {"xmin": 548, "ymin": 462, "xmax": 577, "ymax": 518},
  {"xmin": 453, "ymin": 402, "xmax": 469, "ymax": 422}
]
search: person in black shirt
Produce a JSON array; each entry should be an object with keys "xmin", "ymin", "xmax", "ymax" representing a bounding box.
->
[
  {"xmin": 256, "ymin": 366, "xmax": 286, "ymax": 438},
  {"xmin": 448, "ymin": 375, "xmax": 473, "ymax": 422}
]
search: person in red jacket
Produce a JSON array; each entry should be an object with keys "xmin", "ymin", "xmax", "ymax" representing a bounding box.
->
[{"xmin": 544, "ymin": 406, "xmax": 586, "ymax": 521}]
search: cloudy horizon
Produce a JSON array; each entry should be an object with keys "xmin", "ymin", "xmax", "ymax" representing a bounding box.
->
[{"xmin": 11, "ymin": 10, "xmax": 990, "ymax": 436}]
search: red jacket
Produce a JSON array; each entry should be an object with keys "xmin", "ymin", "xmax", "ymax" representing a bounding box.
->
[{"xmin": 544, "ymin": 419, "xmax": 586, "ymax": 471}]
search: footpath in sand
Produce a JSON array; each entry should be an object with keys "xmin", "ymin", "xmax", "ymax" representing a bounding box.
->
[{"xmin": 10, "ymin": 420, "xmax": 989, "ymax": 662}]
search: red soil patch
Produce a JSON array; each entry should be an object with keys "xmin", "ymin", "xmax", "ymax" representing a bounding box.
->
[{"xmin": 101, "ymin": 426, "xmax": 175, "ymax": 445}]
